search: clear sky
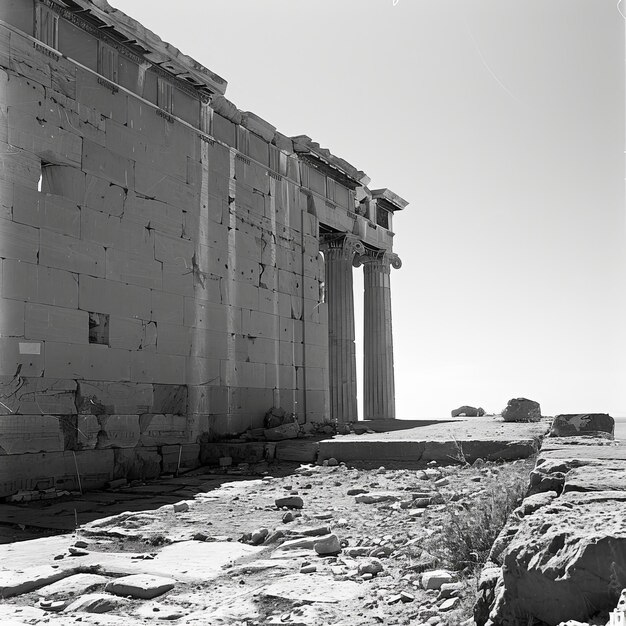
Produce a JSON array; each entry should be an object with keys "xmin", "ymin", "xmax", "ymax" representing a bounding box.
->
[{"xmin": 111, "ymin": 0, "xmax": 626, "ymax": 419}]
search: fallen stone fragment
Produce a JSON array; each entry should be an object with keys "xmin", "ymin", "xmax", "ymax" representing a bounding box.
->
[
  {"xmin": 345, "ymin": 547, "xmax": 372, "ymax": 557},
  {"xmin": 422, "ymin": 570, "xmax": 454, "ymax": 590},
  {"xmin": 549, "ymin": 413, "xmax": 614, "ymax": 438},
  {"xmin": 502, "ymin": 397, "xmax": 541, "ymax": 422},
  {"xmin": 434, "ymin": 478, "xmax": 449, "ymax": 487},
  {"xmin": 401, "ymin": 591, "xmax": 415, "ymax": 602},
  {"xmin": 357, "ymin": 558, "xmax": 384, "ymax": 576},
  {"xmin": 314, "ymin": 533, "xmax": 341, "ymax": 555},
  {"xmin": 68, "ymin": 546, "xmax": 89, "ymax": 556},
  {"xmin": 387, "ymin": 593, "xmax": 403, "ymax": 604},
  {"xmin": 40, "ymin": 599, "xmax": 68, "ymax": 612},
  {"xmin": 278, "ymin": 536, "xmax": 319, "ymax": 551},
  {"xmin": 282, "ymin": 511, "xmax": 295, "ymax": 523},
  {"xmin": 37, "ymin": 573, "xmax": 109, "ymax": 600},
  {"xmin": 105, "ymin": 574, "xmax": 175, "ymax": 599},
  {"xmin": 63, "ymin": 593, "xmax": 126, "ymax": 613},
  {"xmin": 327, "ymin": 458, "xmax": 339, "ymax": 466},
  {"xmin": 250, "ymin": 528, "xmax": 269, "ymax": 545},
  {"xmin": 173, "ymin": 502, "xmax": 190, "ymax": 513},
  {"xmin": 347, "ymin": 488, "xmax": 368, "ymax": 496},
  {"xmin": 438, "ymin": 581, "xmax": 464, "ymax": 599},
  {"xmin": 451, "ymin": 406, "xmax": 485, "ymax": 417},
  {"xmin": 275, "ymin": 496, "xmax": 304, "ymax": 509},
  {"xmin": 440, "ymin": 597, "xmax": 460, "ymax": 611},
  {"xmin": 300, "ymin": 564, "xmax": 317, "ymax": 574},
  {"xmin": 369, "ymin": 546, "xmax": 393, "ymax": 558},
  {"xmin": 355, "ymin": 492, "xmax": 400, "ymax": 504}
]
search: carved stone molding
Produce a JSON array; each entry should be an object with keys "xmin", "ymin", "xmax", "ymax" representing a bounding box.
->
[
  {"xmin": 353, "ymin": 250, "xmax": 402, "ymax": 270},
  {"xmin": 320, "ymin": 234, "xmax": 365, "ymax": 260}
]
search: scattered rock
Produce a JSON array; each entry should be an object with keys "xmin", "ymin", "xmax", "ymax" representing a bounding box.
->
[
  {"xmin": 357, "ymin": 558, "xmax": 384, "ymax": 576},
  {"xmin": 502, "ymin": 398, "xmax": 541, "ymax": 423},
  {"xmin": 440, "ymin": 597, "xmax": 460, "ymax": 611},
  {"xmin": 347, "ymin": 488, "xmax": 368, "ymax": 496},
  {"xmin": 355, "ymin": 492, "xmax": 400, "ymax": 504},
  {"xmin": 63, "ymin": 593, "xmax": 126, "ymax": 614},
  {"xmin": 275, "ymin": 496, "xmax": 304, "ymax": 509},
  {"xmin": 451, "ymin": 406, "xmax": 485, "ymax": 417},
  {"xmin": 549, "ymin": 413, "xmax": 614, "ymax": 438},
  {"xmin": 300, "ymin": 564, "xmax": 317, "ymax": 574},
  {"xmin": 37, "ymin": 574, "xmax": 109, "ymax": 600},
  {"xmin": 173, "ymin": 502, "xmax": 189, "ymax": 513},
  {"xmin": 438, "ymin": 581, "xmax": 464, "ymax": 599},
  {"xmin": 105, "ymin": 574, "xmax": 175, "ymax": 600},
  {"xmin": 327, "ymin": 458, "xmax": 339, "ymax": 467},
  {"xmin": 422, "ymin": 570, "xmax": 454, "ymax": 590},
  {"xmin": 314, "ymin": 533, "xmax": 341, "ymax": 555},
  {"xmin": 282, "ymin": 511, "xmax": 295, "ymax": 523}
]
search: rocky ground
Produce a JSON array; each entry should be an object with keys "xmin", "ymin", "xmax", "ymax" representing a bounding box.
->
[{"xmin": 0, "ymin": 457, "xmax": 533, "ymax": 626}]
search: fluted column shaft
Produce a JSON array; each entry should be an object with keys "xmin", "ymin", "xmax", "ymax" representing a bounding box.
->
[
  {"xmin": 322, "ymin": 236, "xmax": 362, "ymax": 424},
  {"xmin": 362, "ymin": 254, "xmax": 400, "ymax": 420}
]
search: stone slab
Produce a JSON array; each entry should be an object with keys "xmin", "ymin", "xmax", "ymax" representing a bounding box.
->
[{"xmin": 105, "ymin": 574, "xmax": 175, "ymax": 599}]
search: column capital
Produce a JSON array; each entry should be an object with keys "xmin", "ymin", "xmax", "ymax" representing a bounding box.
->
[
  {"xmin": 353, "ymin": 250, "xmax": 402, "ymax": 270},
  {"xmin": 320, "ymin": 234, "xmax": 365, "ymax": 259}
]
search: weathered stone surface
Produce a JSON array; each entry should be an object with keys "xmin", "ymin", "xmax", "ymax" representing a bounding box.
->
[
  {"xmin": 264, "ymin": 422, "xmax": 299, "ymax": 441},
  {"xmin": 261, "ymin": 574, "xmax": 361, "ymax": 603},
  {"xmin": 501, "ymin": 398, "xmax": 541, "ymax": 423},
  {"xmin": 37, "ymin": 573, "xmax": 109, "ymax": 599},
  {"xmin": 275, "ymin": 495, "xmax": 303, "ymax": 509},
  {"xmin": 451, "ymin": 406, "xmax": 485, "ymax": 418},
  {"xmin": 275, "ymin": 440, "xmax": 319, "ymax": 463},
  {"xmin": 562, "ymin": 462, "xmax": 626, "ymax": 493},
  {"xmin": 105, "ymin": 574, "xmax": 175, "ymax": 599},
  {"xmin": 549, "ymin": 413, "xmax": 614, "ymax": 438},
  {"xmin": 422, "ymin": 570, "xmax": 454, "ymax": 590},
  {"xmin": 313, "ymin": 533, "xmax": 341, "ymax": 555},
  {"xmin": 489, "ymin": 491, "xmax": 626, "ymax": 625},
  {"xmin": 63, "ymin": 592, "xmax": 127, "ymax": 613}
]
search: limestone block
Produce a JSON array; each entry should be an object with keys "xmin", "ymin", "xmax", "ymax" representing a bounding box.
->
[
  {"xmin": 151, "ymin": 290, "xmax": 184, "ymax": 325},
  {"xmin": 183, "ymin": 298, "xmax": 227, "ymax": 331},
  {"xmin": 152, "ymin": 384, "xmax": 187, "ymax": 415},
  {"xmin": 81, "ymin": 206, "xmax": 153, "ymax": 255},
  {"xmin": 0, "ymin": 449, "xmax": 115, "ymax": 497},
  {"xmin": 77, "ymin": 414, "xmax": 99, "ymax": 449},
  {"xmin": 185, "ymin": 356, "xmax": 221, "ymax": 386},
  {"xmin": 0, "ymin": 415, "xmax": 64, "ymax": 454},
  {"xmin": 77, "ymin": 381, "xmax": 153, "ymax": 415},
  {"xmin": 225, "ymin": 279, "xmax": 258, "ymax": 309},
  {"xmin": 245, "ymin": 310, "xmax": 279, "ymax": 340},
  {"xmin": 108, "ymin": 316, "xmax": 143, "ymax": 351},
  {"xmin": 161, "ymin": 443, "xmax": 200, "ymax": 473},
  {"xmin": 82, "ymin": 140, "xmax": 133, "ymax": 189},
  {"xmin": 124, "ymin": 192, "xmax": 185, "ymax": 238},
  {"xmin": 113, "ymin": 446, "xmax": 161, "ymax": 480},
  {"xmin": 45, "ymin": 343, "xmax": 131, "ymax": 382},
  {"xmin": 105, "ymin": 574, "xmax": 175, "ymax": 600},
  {"xmin": 550, "ymin": 413, "xmax": 614, "ymax": 438},
  {"xmin": 212, "ymin": 112, "xmax": 236, "ymax": 146},
  {"xmin": 130, "ymin": 351, "xmax": 185, "ymax": 385},
  {"xmin": 8, "ymin": 106, "xmax": 82, "ymax": 168},
  {"xmin": 12, "ymin": 185, "xmax": 80, "ymax": 238},
  {"xmin": 0, "ymin": 296, "xmax": 24, "ymax": 336},
  {"xmin": 75, "ymin": 67, "xmax": 127, "ymax": 123},
  {"xmin": 126, "ymin": 98, "xmax": 166, "ymax": 139},
  {"xmin": 83, "ymin": 175, "xmax": 124, "ymax": 216},
  {"xmin": 139, "ymin": 413, "xmax": 188, "ymax": 446},
  {"xmin": 105, "ymin": 248, "xmax": 162, "ymax": 290},
  {"xmin": 9, "ymin": 28, "xmax": 51, "ymax": 87},
  {"xmin": 189, "ymin": 328, "xmax": 229, "ymax": 360},
  {"xmin": 0, "ymin": 214, "xmax": 39, "ymax": 263},
  {"xmin": 0, "ymin": 376, "xmax": 77, "ymax": 415},
  {"xmin": 24, "ymin": 302, "xmax": 88, "ymax": 344},
  {"xmin": 0, "ymin": 337, "xmax": 45, "ymax": 376},
  {"xmin": 162, "ymin": 260, "xmax": 194, "ymax": 298},
  {"xmin": 95, "ymin": 414, "xmax": 140, "ymax": 449},
  {"xmin": 134, "ymin": 162, "xmax": 197, "ymax": 211},
  {"xmin": 78, "ymin": 275, "xmax": 151, "ymax": 320},
  {"xmin": 40, "ymin": 230, "xmax": 105, "ymax": 278}
]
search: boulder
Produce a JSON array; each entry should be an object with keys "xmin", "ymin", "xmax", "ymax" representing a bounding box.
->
[
  {"xmin": 451, "ymin": 406, "xmax": 485, "ymax": 418},
  {"xmin": 502, "ymin": 398, "xmax": 541, "ymax": 423},
  {"xmin": 486, "ymin": 491, "xmax": 626, "ymax": 625},
  {"xmin": 314, "ymin": 533, "xmax": 341, "ymax": 555},
  {"xmin": 549, "ymin": 413, "xmax": 614, "ymax": 438}
]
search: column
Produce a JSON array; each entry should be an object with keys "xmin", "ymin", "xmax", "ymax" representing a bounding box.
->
[
  {"xmin": 321, "ymin": 235, "xmax": 364, "ymax": 424},
  {"xmin": 358, "ymin": 252, "xmax": 402, "ymax": 420}
]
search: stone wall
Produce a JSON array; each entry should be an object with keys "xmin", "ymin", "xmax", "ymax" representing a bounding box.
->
[{"xmin": 0, "ymin": 0, "xmax": 405, "ymax": 496}]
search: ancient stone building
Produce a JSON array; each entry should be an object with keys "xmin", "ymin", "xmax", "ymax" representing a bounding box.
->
[{"xmin": 0, "ymin": 0, "xmax": 407, "ymax": 495}]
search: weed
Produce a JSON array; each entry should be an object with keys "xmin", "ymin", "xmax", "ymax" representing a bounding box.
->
[{"xmin": 426, "ymin": 460, "xmax": 531, "ymax": 573}]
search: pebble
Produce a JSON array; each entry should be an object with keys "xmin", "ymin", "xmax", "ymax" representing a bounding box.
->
[{"xmin": 275, "ymin": 496, "xmax": 303, "ymax": 509}]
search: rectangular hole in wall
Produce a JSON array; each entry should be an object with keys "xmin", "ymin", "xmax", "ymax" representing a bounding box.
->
[{"xmin": 89, "ymin": 312, "xmax": 110, "ymax": 345}]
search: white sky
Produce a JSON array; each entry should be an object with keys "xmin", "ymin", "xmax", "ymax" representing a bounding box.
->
[{"xmin": 112, "ymin": 0, "xmax": 626, "ymax": 419}]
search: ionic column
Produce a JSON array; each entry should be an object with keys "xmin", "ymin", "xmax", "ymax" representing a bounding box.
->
[
  {"xmin": 321, "ymin": 235, "xmax": 364, "ymax": 424},
  {"xmin": 356, "ymin": 252, "xmax": 402, "ymax": 420}
]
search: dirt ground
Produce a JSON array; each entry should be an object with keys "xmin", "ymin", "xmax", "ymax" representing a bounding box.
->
[{"xmin": 0, "ymin": 456, "xmax": 534, "ymax": 625}]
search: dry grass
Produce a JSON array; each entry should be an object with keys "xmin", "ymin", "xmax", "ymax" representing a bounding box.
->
[{"xmin": 426, "ymin": 460, "xmax": 532, "ymax": 573}]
